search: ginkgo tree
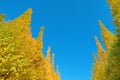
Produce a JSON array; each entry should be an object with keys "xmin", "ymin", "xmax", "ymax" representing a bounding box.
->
[
  {"xmin": 0, "ymin": 8, "xmax": 60, "ymax": 80},
  {"xmin": 92, "ymin": 0, "xmax": 120, "ymax": 80}
]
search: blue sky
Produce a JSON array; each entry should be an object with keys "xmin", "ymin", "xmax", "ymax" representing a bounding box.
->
[{"xmin": 0, "ymin": 0, "xmax": 115, "ymax": 80}]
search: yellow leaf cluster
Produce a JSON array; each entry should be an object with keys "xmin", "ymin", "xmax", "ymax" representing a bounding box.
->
[
  {"xmin": 0, "ymin": 8, "xmax": 60, "ymax": 80},
  {"xmin": 92, "ymin": 21, "xmax": 115, "ymax": 80}
]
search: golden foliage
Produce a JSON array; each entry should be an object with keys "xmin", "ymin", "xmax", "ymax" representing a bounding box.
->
[
  {"xmin": 99, "ymin": 21, "xmax": 115, "ymax": 50},
  {"xmin": 92, "ymin": 37, "xmax": 106, "ymax": 80},
  {"xmin": 92, "ymin": 0, "xmax": 120, "ymax": 80},
  {"xmin": 94, "ymin": 36, "xmax": 105, "ymax": 63},
  {"xmin": 0, "ymin": 8, "xmax": 60, "ymax": 80}
]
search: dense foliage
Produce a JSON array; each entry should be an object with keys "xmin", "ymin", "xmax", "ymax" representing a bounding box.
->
[
  {"xmin": 92, "ymin": 0, "xmax": 120, "ymax": 80},
  {"xmin": 0, "ymin": 9, "xmax": 60, "ymax": 80}
]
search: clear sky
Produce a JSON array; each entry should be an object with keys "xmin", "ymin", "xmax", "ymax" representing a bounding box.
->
[{"xmin": 0, "ymin": 0, "xmax": 115, "ymax": 80}]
